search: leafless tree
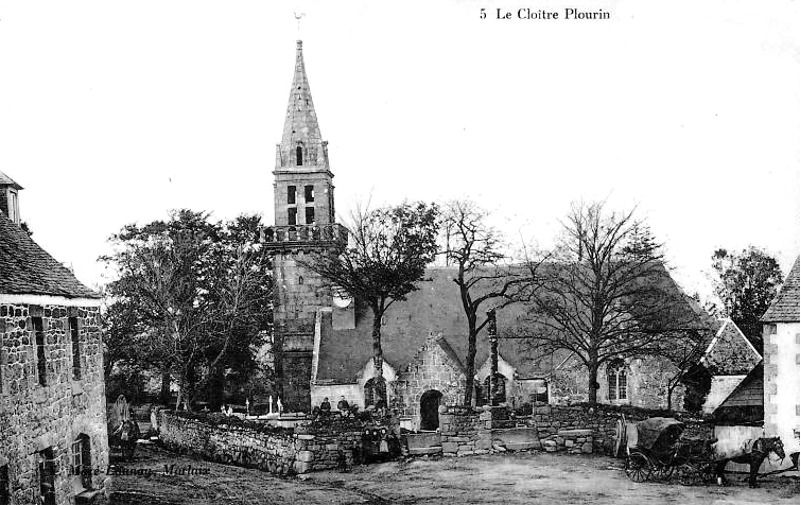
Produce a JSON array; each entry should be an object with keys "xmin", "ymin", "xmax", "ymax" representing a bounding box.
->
[
  {"xmin": 301, "ymin": 202, "xmax": 439, "ymax": 404},
  {"xmin": 441, "ymin": 200, "xmax": 542, "ymax": 405},
  {"xmin": 524, "ymin": 201, "xmax": 698, "ymax": 405}
]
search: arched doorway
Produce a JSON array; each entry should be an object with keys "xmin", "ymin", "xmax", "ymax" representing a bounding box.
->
[{"xmin": 419, "ymin": 390, "xmax": 443, "ymax": 431}]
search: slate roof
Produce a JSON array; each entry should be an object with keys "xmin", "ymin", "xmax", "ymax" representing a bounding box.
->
[
  {"xmin": 315, "ymin": 264, "xmax": 712, "ymax": 384},
  {"xmin": 0, "ymin": 212, "xmax": 99, "ymax": 298},
  {"xmin": 761, "ymin": 257, "xmax": 800, "ymax": 323},
  {"xmin": 0, "ymin": 170, "xmax": 23, "ymax": 189},
  {"xmin": 715, "ymin": 361, "xmax": 764, "ymax": 410}
]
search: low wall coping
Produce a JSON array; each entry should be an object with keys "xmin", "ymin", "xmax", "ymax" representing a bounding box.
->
[{"xmin": 557, "ymin": 429, "xmax": 594, "ymax": 436}]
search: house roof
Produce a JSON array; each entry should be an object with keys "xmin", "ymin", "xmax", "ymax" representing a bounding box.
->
[
  {"xmin": 0, "ymin": 170, "xmax": 23, "ymax": 189},
  {"xmin": 700, "ymin": 318, "xmax": 761, "ymax": 375},
  {"xmin": 0, "ymin": 212, "xmax": 99, "ymax": 298},
  {"xmin": 315, "ymin": 264, "xmax": 711, "ymax": 384},
  {"xmin": 715, "ymin": 360, "xmax": 764, "ymax": 411},
  {"xmin": 761, "ymin": 257, "xmax": 800, "ymax": 323}
]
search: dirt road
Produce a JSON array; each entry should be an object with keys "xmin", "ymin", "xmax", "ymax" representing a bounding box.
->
[{"xmin": 111, "ymin": 444, "xmax": 798, "ymax": 505}]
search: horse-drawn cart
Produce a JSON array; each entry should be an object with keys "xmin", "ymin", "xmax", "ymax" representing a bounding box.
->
[{"xmin": 625, "ymin": 417, "xmax": 714, "ymax": 485}]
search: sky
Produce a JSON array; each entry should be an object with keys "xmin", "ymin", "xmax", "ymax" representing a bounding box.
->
[{"xmin": 0, "ymin": 0, "xmax": 798, "ymax": 302}]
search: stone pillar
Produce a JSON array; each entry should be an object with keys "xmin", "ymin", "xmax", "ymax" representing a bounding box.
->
[{"xmin": 487, "ymin": 309, "xmax": 499, "ymax": 406}]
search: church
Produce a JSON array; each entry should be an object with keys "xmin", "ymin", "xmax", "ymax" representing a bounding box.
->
[{"xmin": 261, "ymin": 41, "xmax": 714, "ymax": 431}]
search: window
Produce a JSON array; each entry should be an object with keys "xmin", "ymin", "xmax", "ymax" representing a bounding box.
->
[
  {"xmin": 8, "ymin": 191, "xmax": 17, "ymax": 223},
  {"xmin": 288, "ymin": 208, "xmax": 297, "ymax": 226},
  {"xmin": 531, "ymin": 379, "xmax": 549, "ymax": 404},
  {"xmin": 0, "ymin": 464, "xmax": 8, "ymax": 505},
  {"xmin": 296, "ymin": 146, "xmax": 303, "ymax": 166},
  {"xmin": 607, "ymin": 359, "xmax": 627, "ymax": 401},
  {"xmin": 72, "ymin": 434, "xmax": 92, "ymax": 490},
  {"xmin": 33, "ymin": 317, "xmax": 46, "ymax": 386},
  {"xmin": 38, "ymin": 448, "xmax": 56, "ymax": 505},
  {"xmin": 483, "ymin": 373, "xmax": 507, "ymax": 405},
  {"xmin": 304, "ymin": 185, "xmax": 314, "ymax": 202},
  {"xmin": 70, "ymin": 317, "xmax": 81, "ymax": 380},
  {"xmin": 305, "ymin": 207, "xmax": 315, "ymax": 224},
  {"xmin": 364, "ymin": 378, "xmax": 386, "ymax": 408},
  {"xmin": 287, "ymin": 185, "xmax": 296, "ymax": 205}
]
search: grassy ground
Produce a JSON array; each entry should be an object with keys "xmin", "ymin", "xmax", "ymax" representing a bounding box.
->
[{"xmin": 110, "ymin": 443, "xmax": 799, "ymax": 505}]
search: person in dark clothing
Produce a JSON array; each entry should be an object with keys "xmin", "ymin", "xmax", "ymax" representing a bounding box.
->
[
  {"xmin": 337, "ymin": 396, "xmax": 350, "ymax": 415},
  {"xmin": 320, "ymin": 397, "xmax": 332, "ymax": 416}
]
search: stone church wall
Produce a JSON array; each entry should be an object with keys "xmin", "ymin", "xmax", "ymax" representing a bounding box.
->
[
  {"xmin": 396, "ymin": 338, "xmax": 467, "ymax": 430},
  {"xmin": 550, "ymin": 356, "xmax": 687, "ymax": 411},
  {"xmin": 0, "ymin": 302, "xmax": 109, "ymax": 505}
]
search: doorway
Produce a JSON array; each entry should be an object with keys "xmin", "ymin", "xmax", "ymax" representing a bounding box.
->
[{"xmin": 419, "ymin": 390, "xmax": 443, "ymax": 431}]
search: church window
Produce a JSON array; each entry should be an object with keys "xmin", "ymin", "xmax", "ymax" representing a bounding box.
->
[
  {"xmin": 296, "ymin": 146, "xmax": 303, "ymax": 166},
  {"xmin": 531, "ymin": 379, "xmax": 549, "ymax": 404},
  {"xmin": 288, "ymin": 208, "xmax": 297, "ymax": 226},
  {"xmin": 483, "ymin": 373, "xmax": 507, "ymax": 405},
  {"xmin": 287, "ymin": 186, "xmax": 296, "ymax": 205},
  {"xmin": 33, "ymin": 317, "xmax": 46, "ymax": 386},
  {"xmin": 607, "ymin": 359, "xmax": 627, "ymax": 401},
  {"xmin": 305, "ymin": 207, "xmax": 315, "ymax": 224},
  {"xmin": 364, "ymin": 378, "xmax": 386, "ymax": 408},
  {"xmin": 304, "ymin": 185, "xmax": 314, "ymax": 202}
]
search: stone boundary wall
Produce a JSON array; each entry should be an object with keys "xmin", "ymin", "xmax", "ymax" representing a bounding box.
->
[
  {"xmin": 435, "ymin": 404, "xmax": 713, "ymax": 457},
  {"xmin": 156, "ymin": 409, "xmax": 363, "ymax": 474}
]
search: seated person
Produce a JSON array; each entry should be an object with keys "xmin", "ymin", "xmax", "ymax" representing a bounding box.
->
[
  {"xmin": 320, "ymin": 397, "xmax": 332, "ymax": 415},
  {"xmin": 337, "ymin": 396, "xmax": 350, "ymax": 414}
]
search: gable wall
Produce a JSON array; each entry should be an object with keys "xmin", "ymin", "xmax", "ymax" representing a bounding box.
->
[{"xmin": 0, "ymin": 301, "xmax": 109, "ymax": 504}]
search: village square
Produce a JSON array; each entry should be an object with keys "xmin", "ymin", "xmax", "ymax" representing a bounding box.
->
[{"xmin": 1, "ymin": 2, "xmax": 799, "ymax": 504}]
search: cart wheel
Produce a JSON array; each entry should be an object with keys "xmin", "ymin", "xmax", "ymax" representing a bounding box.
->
[
  {"xmin": 678, "ymin": 463, "xmax": 700, "ymax": 486},
  {"xmin": 626, "ymin": 452, "xmax": 651, "ymax": 483},
  {"xmin": 652, "ymin": 464, "xmax": 674, "ymax": 482}
]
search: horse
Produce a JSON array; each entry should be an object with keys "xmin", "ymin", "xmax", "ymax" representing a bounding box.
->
[
  {"xmin": 711, "ymin": 437, "xmax": 785, "ymax": 488},
  {"xmin": 109, "ymin": 418, "xmax": 141, "ymax": 462}
]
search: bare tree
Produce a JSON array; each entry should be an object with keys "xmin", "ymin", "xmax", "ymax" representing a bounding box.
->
[
  {"xmin": 441, "ymin": 200, "xmax": 541, "ymax": 405},
  {"xmin": 656, "ymin": 330, "xmax": 709, "ymax": 411},
  {"xmin": 301, "ymin": 202, "xmax": 439, "ymax": 404},
  {"xmin": 525, "ymin": 201, "xmax": 698, "ymax": 405}
]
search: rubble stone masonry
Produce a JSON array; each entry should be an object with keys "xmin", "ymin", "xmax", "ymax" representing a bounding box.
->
[{"xmin": 0, "ymin": 302, "xmax": 109, "ymax": 505}]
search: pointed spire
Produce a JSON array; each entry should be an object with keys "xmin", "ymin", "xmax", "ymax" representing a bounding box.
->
[{"xmin": 277, "ymin": 40, "xmax": 328, "ymax": 170}]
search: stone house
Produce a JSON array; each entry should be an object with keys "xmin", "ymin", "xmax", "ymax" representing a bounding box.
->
[
  {"xmin": 761, "ymin": 256, "xmax": 800, "ymax": 454},
  {"xmin": 0, "ymin": 170, "xmax": 109, "ymax": 504},
  {"xmin": 260, "ymin": 41, "xmax": 714, "ymax": 430},
  {"xmin": 699, "ymin": 318, "xmax": 762, "ymax": 414}
]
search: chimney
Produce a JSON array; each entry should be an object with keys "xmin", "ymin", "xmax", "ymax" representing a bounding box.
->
[{"xmin": 0, "ymin": 170, "xmax": 23, "ymax": 225}]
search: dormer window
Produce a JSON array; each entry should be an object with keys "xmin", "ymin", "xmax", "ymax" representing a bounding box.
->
[{"xmin": 296, "ymin": 146, "xmax": 303, "ymax": 166}]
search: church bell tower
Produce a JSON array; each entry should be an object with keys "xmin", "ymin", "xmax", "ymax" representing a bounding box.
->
[{"xmin": 263, "ymin": 40, "xmax": 346, "ymax": 412}]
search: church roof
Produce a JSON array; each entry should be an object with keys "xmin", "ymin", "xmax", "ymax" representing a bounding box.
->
[
  {"xmin": 0, "ymin": 170, "xmax": 23, "ymax": 189},
  {"xmin": 761, "ymin": 256, "xmax": 800, "ymax": 323},
  {"xmin": 315, "ymin": 264, "xmax": 711, "ymax": 384},
  {"xmin": 281, "ymin": 41, "xmax": 323, "ymax": 151},
  {"xmin": 0, "ymin": 211, "xmax": 99, "ymax": 298}
]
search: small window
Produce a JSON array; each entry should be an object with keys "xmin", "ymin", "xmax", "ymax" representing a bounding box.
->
[
  {"xmin": 72, "ymin": 434, "xmax": 92, "ymax": 490},
  {"xmin": 767, "ymin": 324, "xmax": 778, "ymax": 335},
  {"xmin": 288, "ymin": 208, "xmax": 297, "ymax": 226},
  {"xmin": 296, "ymin": 146, "xmax": 303, "ymax": 166},
  {"xmin": 531, "ymin": 379, "xmax": 549, "ymax": 404},
  {"xmin": 0, "ymin": 464, "xmax": 9, "ymax": 505},
  {"xmin": 483, "ymin": 374, "xmax": 507, "ymax": 405},
  {"xmin": 304, "ymin": 185, "xmax": 314, "ymax": 202},
  {"xmin": 33, "ymin": 317, "xmax": 46, "ymax": 386},
  {"xmin": 305, "ymin": 207, "xmax": 315, "ymax": 224},
  {"xmin": 70, "ymin": 317, "xmax": 81, "ymax": 380},
  {"xmin": 298, "ymin": 276, "xmax": 304, "ymax": 285},
  {"xmin": 287, "ymin": 185, "xmax": 296, "ymax": 205},
  {"xmin": 38, "ymin": 448, "xmax": 56, "ymax": 505}
]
